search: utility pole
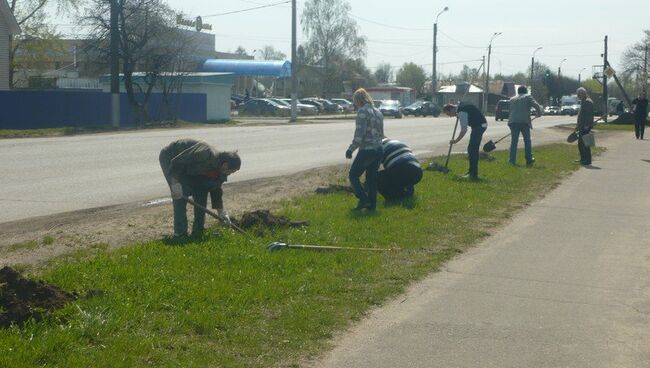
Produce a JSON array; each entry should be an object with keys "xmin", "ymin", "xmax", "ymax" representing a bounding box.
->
[
  {"xmin": 603, "ymin": 35, "xmax": 608, "ymax": 122},
  {"xmin": 432, "ymin": 7, "xmax": 448, "ymax": 105},
  {"xmin": 483, "ymin": 32, "xmax": 501, "ymax": 114},
  {"xmin": 290, "ymin": 0, "xmax": 297, "ymax": 122},
  {"xmin": 530, "ymin": 47, "xmax": 542, "ymax": 95},
  {"xmin": 110, "ymin": 0, "xmax": 120, "ymax": 127},
  {"xmin": 642, "ymin": 45, "xmax": 648, "ymax": 92}
]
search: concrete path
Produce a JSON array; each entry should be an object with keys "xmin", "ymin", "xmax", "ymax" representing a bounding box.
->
[{"xmin": 312, "ymin": 132, "xmax": 650, "ymax": 368}]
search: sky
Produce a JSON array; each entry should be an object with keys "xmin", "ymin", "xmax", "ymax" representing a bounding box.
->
[{"xmin": 53, "ymin": 0, "xmax": 648, "ymax": 81}]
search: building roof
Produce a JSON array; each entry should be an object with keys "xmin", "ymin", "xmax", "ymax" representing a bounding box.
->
[
  {"xmin": 365, "ymin": 86, "xmax": 414, "ymax": 92},
  {"xmin": 1, "ymin": 0, "xmax": 20, "ymax": 34},
  {"xmin": 201, "ymin": 59, "xmax": 291, "ymax": 77},
  {"xmin": 438, "ymin": 84, "xmax": 483, "ymax": 93},
  {"xmin": 99, "ymin": 72, "xmax": 235, "ymax": 85}
]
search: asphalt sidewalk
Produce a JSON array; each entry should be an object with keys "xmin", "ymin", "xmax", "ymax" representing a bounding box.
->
[{"xmin": 312, "ymin": 132, "xmax": 650, "ymax": 368}]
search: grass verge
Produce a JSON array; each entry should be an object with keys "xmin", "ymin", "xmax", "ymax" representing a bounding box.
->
[
  {"xmin": 1, "ymin": 144, "xmax": 584, "ymax": 367},
  {"xmin": 595, "ymin": 122, "xmax": 635, "ymax": 131}
]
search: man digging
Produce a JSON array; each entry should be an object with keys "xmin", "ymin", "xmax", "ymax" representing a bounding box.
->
[
  {"xmin": 443, "ymin": 102, "xmax": 488, "ymax": 180},
  {"xmin": 159, "ymin": 139, "xmax": 241, "ymax": 238}
]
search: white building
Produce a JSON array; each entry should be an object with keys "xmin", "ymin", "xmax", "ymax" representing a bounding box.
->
[
  {"xmin": 0, "ymin": 0, "xmax": 20, "ymax": 90},
  {"xmin": 100, "ymin": 72, "xmax": 235, "ymax": 121}
]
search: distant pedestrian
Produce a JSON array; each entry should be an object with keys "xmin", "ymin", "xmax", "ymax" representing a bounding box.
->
[
  {"xmin": 631, "ymin": 91, "xmax": 648, "ymax": 140},
  {"xmin": 377, "ymin": 138, "xmax": 423, "ymax": 201},
  {"xmin": 508, "ymin": 86, "xmax": 542, "ymax": 166},
  {"xmin": 346, "ymin": 88, "xmax": 384, "ymax": 211},
  {"xmin": 616, "ymin": 100, "xmax": 625, "ymax": 116},
  {"xmin": 159, "ymin": 139, "xmax": 241, "ymax": 238},
  {"xmin": 575, "ymin": 87, "xmax": 594, "ymax": 165},
  {"xmin": 443, "ymin": 102, "xmax": 488, "ymax": 179}
]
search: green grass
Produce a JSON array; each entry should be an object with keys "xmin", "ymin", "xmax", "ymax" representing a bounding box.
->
[
  {"xmin": 0, "ymin": 144, "xmax": 584, "ymax": 367},
  {"xmin": 595, "ymin": 122, "xmax": 635, "ymax": 131}
]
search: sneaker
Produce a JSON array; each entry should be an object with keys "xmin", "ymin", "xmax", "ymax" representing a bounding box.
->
[
  {"xmin": 460, "ymin": 174, "xmax": 479, "ymax": 180},
  {"xmin": 526, "ymin": 158, "xmax": 535, "ymax": 167},
  {"xmin": 354, "ymin": 200, "xmax": 372, "ymax": 210}
]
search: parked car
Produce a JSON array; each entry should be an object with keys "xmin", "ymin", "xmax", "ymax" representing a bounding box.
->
[
  {"xmin": 279, "ymin": 98, "xmax": 319, "ymax": 115},
  {"xmin": 302, "ymin": 98, "xmax": 342, "ymax": 114},
  {"xmin": 373, "ymin": 100, "xmax": 384, "ymax": 108},
  {"xmin": 561, "ymin": 104, "xmax": 580, "ymax": 116},
  {"xmin": 544, "ymin": 105, "xmax": 560, "ymax": 115},
  {"xmin": 378, "ymin": 100, "xmax": 403, "ymax": 118},
  {"xmin": 238, "ymin": 98, "xmax": 291, "ymax": 117},
  {"xmin": 299, "ymin": 99, "xmax": 325, "ymax": 113},
  {"xmin": 413, "ymin": 101, "xmax": 441, "ymax": 117},
  {"xmin": 331, "ymin": 98, "xmax": 354, "ymax": 113},
  {"xmin": 402, "ymin": 101, "xmax": 424, "ymax": 116},
  {"xmin": 495, "ymin": 99, "xmax": 510, "ymax": 121}
]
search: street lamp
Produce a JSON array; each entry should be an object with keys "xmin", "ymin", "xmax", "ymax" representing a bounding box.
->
[
  {"xmin": 530, "ymin": 46, "xmax": 542, "ymax": 94},
  {"xmin": 578, "ymin": 67, "xmax": 586, "ymax": 84},
  {"xmin": 558, "ymin": 58, "xmax": 567, "ymax": 79},
  {"xmin": 432, "ymin": 6, "xmax": 449, "ymax": 104},
  {"xmin": 558, "ymin": 58, "xmax": 567, "ymax": 102},
  {"xmin": 483, "ymin": 31, "xmax": 502, "ymax": 113}
]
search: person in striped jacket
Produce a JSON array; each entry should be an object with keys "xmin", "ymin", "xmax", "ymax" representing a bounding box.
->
[{"xmin": 377, "ymin": 138, "xmax": 423, "ymax": 201}]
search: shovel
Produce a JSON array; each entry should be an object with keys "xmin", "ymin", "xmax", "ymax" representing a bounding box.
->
[
  {"xmin": 482, "ymin": 133, "xmax": 510, "ymax": 153},
  {"xmin": 428, "ymin": 82, "xmax": 472, "ymax": 174},
  {"xmin": 183, "ymin": 196, "xmax": 245, "ymax": 233},
  {"xmin": 483, "ymin": 116, "xmax": 539, "ymax": 153},
  {"xmin": 267, "ymin": 241, "xmax": 400, "ymax": 252}
]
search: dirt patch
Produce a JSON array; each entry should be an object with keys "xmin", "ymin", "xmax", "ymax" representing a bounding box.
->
[
  {"xmin": 315, "ymin": 184, "xmax": 354, "ymax": 194},
  {"xmin": 0, "ymin": 165, "xmax": 348, "ymax": 268},
  {"xmin": 0, "ymin": 266, "xmax": 76, "ymax": 327},
  {"xmin": 232, "ymin": 209, "xmax": 309, "ymax": 230}
]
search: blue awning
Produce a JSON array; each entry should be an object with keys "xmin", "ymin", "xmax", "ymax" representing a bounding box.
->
[{"xmin": 202, "ymin": 59, "xmax": 291, "ymax": 78}]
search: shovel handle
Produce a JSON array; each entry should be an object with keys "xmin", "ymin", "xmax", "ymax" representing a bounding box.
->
[
  {"xmin": 183, "ymin": 196, "xmax": 245, "ymax": 233},
  {"xmin": 444, "ymin": 115, "xmax": 460, "ymax": 168},
  {"xmin": 286, "ymin": 244, "xmax": 400, "ymax": 252}
]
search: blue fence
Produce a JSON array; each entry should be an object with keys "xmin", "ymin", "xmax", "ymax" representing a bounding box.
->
[{"xmin": 0, "ymin": 90, "xmax": 207, "ymax": 129}]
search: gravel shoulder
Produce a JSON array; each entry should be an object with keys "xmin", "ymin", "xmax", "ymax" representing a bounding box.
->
[{"xmin": 0, "ymin": 165, "xmax": 348, "ymax": 268}]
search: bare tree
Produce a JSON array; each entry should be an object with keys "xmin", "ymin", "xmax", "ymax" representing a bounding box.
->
[
  {"xmin": 83, "ymin": 0, "xmax": 192, "ymax": 125},
  {"xmin": 259, "ymin": 45, "xmax": 286, "ymax": 60},
  {"xmin": 374, "ymin": 63, "xmax": 392, "ymax": 84},
  {"xmin": 9, "ymin": 0, "xmax": 80, "ymax": 87},
  {"xmin": 620, "ymin": 30, "xmax": 650, "ymax": 91},
  {"xmin": 301, "ymin": 0, "xmax": 366, "ymax": 96}
]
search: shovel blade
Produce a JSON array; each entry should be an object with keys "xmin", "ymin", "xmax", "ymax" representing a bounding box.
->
[
  {"xmin": 267, "ymin": 242, "xmax": 288, "ymax": 252},
  {"xmin": 482, "ymin": 140, "xmax": 496, "ymax": 152}
]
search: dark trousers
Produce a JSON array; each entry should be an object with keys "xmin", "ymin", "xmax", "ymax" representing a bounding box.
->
[
  {"xmin": 349, "ymin": 147, "xmax": 382, "ymax": 209},
  {"xmin": 377, "ymin": 162, "xmax": 423, "ymax": 201},
  {"xmin": 578, "ymin": 134, "xmax": 592, "ymax": 165},
  {"xmin": 468, "ymin": 126, "xmax": 486, "ymax": 178},
  {"xmin": 634, "ymin": 118, "xmax": 646, "ymax": 139}
]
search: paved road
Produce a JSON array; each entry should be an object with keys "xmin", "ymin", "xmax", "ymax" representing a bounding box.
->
[
  {"xmin": 0, "ymin": 116, "xmax": 571, "ymax": 223},
  {"xmin": 312, "ymin": 133, "xmax": 650, "ymax": 368}
]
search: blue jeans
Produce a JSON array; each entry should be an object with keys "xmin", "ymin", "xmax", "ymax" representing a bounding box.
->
[
  {"xmin": 349, "ymin": 147, "xmax": 382, "ymax": 209},
  {"xmin": 468, "ymin": 126, "xmax": 486, "ymax": 178},
  {"xmin": 509, "ymin": 124, "xmax": 533, "ymax": 164}
]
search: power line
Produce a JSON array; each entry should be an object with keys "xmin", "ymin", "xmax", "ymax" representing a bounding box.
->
[
  {"xmin": 349, "ymin": 13, "xmax": 430, "ymax": 32},
  {"xmin": 202, "ymin": 1, "xmax": 291, "ymax": 18}
]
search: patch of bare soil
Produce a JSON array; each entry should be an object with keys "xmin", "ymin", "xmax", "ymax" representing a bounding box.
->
[
  {"xmin": 0, "ymin": 165, "xmax": 348, "ymax": 268},
  {"xmin": 0, "ymin": 266, "xmax": 76, "ymax": 327},
  {"xmin": 232, "ymin": 210, "xmax": 309, "ymax": 230},
  {"xmin": 315, "ymin": 184, "xmax": 354, "ymax": 194}
]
